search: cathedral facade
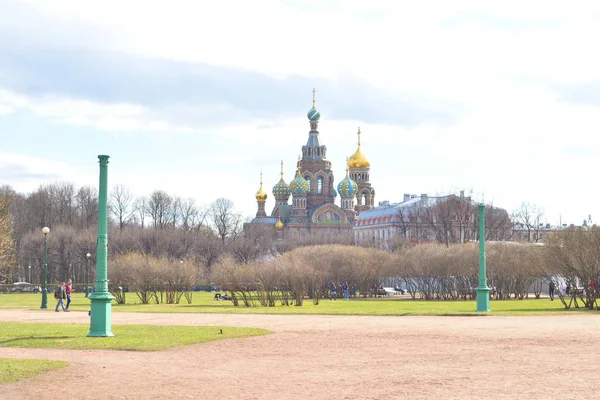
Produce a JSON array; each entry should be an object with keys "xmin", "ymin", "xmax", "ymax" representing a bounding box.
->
[{"xmin": 249, "ymin": 90, "xmax": 375, "ymax": 243}]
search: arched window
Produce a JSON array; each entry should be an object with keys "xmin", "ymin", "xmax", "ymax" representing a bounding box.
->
[
  {"xmin": 308, "ymin": 148, "xmax": 312, "ymax": 157},
  {"xmin": 305, "ymin": 177, "xmax": 311, "ymax": 191},
  {"xmin": 317, "ymin": 176, "xmax": 323, "ymax": 194}
]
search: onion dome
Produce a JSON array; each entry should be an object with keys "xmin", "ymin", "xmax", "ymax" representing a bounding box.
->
[
  {"xmin": 337, "ymin": 166, "xmax": 358, "ymax": 197},
  {"xmin": 275, "ymin": 218, "xmax": 284, "ymax": 230},
  {"xmin": 272, "ymin": 161, "xmax": 291, "ymax": 198},
  {"xmin": 348, "ymin": 127, "xmax": 370, "ymax": 169},
  {"xmin": 307, "ymin": 87, "xmax": 321, "ymax": 121},
  {"xmin": 255, "ymin": 172, "xmax": 267, "ymax": 202},
  {"xmin": 289, "ymin": 158, "xmax": 309, "ymax": 194}
]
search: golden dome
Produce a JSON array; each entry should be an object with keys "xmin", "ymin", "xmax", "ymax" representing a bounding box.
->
[
  {"xmin": 275, "ymin": 218, "xmax": 284, "ymax": 230},
  {"xmin": 255, "ymin": 185, "xmax": 267, "ymax": 202},
  {"xmin": 348, "ymin": 147, "xmax": 370, "ymax": 169},
  {"xmin": 347, "ymin": 127, "xmax": 370, "ymax": 169},
  {"xmin": 255, "ymin": 172, "xmax": 267, "ymax": 202}
]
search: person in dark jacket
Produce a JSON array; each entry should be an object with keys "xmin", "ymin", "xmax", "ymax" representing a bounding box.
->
[{"xmin": 55, "ymin": 282, "xmax": 67, "ymax": 312}]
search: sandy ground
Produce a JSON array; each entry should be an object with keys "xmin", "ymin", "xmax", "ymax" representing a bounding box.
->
[{"xmin": 0, "ymin": 310, "xmax": 599, "ymax": 400}]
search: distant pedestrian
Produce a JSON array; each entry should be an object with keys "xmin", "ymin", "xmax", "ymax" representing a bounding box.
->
[
  {"xmin": 329, "ymin": 282, "xmax": 337, "ymax": 301},
  {"xmin": 54, "ymin": 282, "xmax": 67, "ymax": 312},
  {"xmin": 65, "ymin": 279, "xmax": 73, "ymax": 310},
  {"xmin": 342, "ymin": 281, "xmax": 349, "ymax": 300},
  {"xmin": 548, "ymin": 281, "xmax": 555, "ymax": 301}
]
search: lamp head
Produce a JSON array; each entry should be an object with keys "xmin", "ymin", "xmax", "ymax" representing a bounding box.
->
[
  {"xmin": 42, "ymin": 227, "xmax": 50, "ymax": 235},
  {"xmin": 86, "ymin": 253, "xmax": 91, "ymax": 258}
]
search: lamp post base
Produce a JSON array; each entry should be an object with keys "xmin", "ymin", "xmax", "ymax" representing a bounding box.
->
[
  {"xmin": 41, "ymin": 289, "xmax": 48, "ymax": 309},
  {"xmin": 476, "ymin": 287, "xmax": 490, "ymax": 312},
  {"xmin": 87, "ymin": 293, "xmax": 115, "ymax": 337}
]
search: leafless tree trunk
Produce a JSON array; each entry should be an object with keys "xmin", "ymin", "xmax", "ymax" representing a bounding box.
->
[
  {"xmin": 210, "ymin": 198, "xmax": 242, "ymax": 246},
  {"xmin": 147, "ymin": 190, "xmax": 173, "ymax": 230},
  {"xmin": 514, "ymin": 202, "xmax": 544, "ymax": 242},
  {"xmin": 109, "ymin": 184, "xmax": 134, "ymax": 231}
]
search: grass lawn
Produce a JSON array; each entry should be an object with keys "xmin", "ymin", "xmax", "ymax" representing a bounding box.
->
[
  {"xmin": 0, "ymin": 322, "xmax": 270, "ymax": 351},
  {"xmin": 0, "ymin": 292, "xmax": 592, "ymax": 316},
  {"xmin": 0, "ymin": 358, "xmax": 68, "ymax": 384}
]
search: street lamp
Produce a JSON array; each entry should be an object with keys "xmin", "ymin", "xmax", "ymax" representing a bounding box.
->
[
  {"xmin": 28, "ymin": 265, "xmax": 31, "ymax": 283},
  {"xmin": 85, "ymin": 253, "xmax": 91, "ymax": 297},
  {"xmin": 40, "ymin": 226, "xmax": 50, "ymax": 309}
]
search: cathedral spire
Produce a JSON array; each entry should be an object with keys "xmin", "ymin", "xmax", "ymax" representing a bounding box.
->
[{"xmin": 357, "ymin": 127, "xmax": 361, "ymax": 148}]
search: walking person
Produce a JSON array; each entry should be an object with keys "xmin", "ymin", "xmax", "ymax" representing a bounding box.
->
[
  {"xmin": 548, "ymin": 281, "xmax": 555, "ymax": 301},
  {"xmin": 342, "ymin": 281, "xmax": 349, "ymax": 300},
  {"xmin": 54, "ymin": 282, "xmax": 68, "ymax": 312},
  {"xmin": 65, "ymin": 279, "xmax": 73, "ymax": 310}
]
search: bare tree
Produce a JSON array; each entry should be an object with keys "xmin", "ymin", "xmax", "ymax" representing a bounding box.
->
[
  {"xmin": 514, "ymin": 203, "xmax": 544, "ymax": 242},
  {"xmin": 133, "ymin": 196, "xmax": 148, "ymax": 228},
  {"xmin": 75, "ymin": 185, "xmax": 98, "ymax": 228},
  {"xmin": 48, "ymin": 181, "xmax": 76, "ymax": 226},
  {"xmin": 179, "ymin": 198, "xmax": 199, "ymax": 230},
  {"xmin": 109, "ymin": 184, "xmax": 134, "ymax": 231},
  {"xmin": 0, "ymin": 191, "xmax": 17, "ymax": 282},
  {"xmin": 147, "ymin": 190, "xmax": 173, "ymax": 229},
  {"xmin": 210, "ymin": 198, "xmax": 242, "ymax": 245}
]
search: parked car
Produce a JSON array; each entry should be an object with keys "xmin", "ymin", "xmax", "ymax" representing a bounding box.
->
[{"xmin": 11, "ymin": 282, "xmax": 41, "ymax": 293}]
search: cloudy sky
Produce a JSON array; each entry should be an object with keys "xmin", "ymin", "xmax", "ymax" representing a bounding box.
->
[{"xmin": 1, "ymin": 0, "xmax": 599, "ymax": 226}]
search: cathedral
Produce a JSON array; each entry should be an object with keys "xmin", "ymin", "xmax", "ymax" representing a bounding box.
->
[{"xmin": 249, "ymin": 89, "xmax": 375, "ymax": 243}]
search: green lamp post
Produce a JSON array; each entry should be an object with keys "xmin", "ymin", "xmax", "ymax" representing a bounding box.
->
[
  {"xmin": 85, "ymin": 252, "xmax": 91, "ymax": 297},
  {"xmin": 40, "ymin": 226, "xmax": 50, "ymax": 309},
  {"xmin": 476, "ymin": 203, "xmax": 490, "ymax": 312},
  {"xmin": 88, "ymin": 155, "xmax": 114, "ymax": 337}
]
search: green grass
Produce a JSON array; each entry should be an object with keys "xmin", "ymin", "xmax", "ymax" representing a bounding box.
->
[
  {"xmin": 0, "ymin": 322, "xmax": 270, "ymax": 351},
  {"xmin": 0, "ymin": 358, "xmax": 68, "ymax": 384},
  {"xmin": 0, "ymin": 292, "xmax": 593, "ymax": 316}
]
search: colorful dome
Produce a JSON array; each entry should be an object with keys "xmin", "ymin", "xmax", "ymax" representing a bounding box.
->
[
  {"xmin": 273, "ymin": 177, "xmax": 291, "ymax": 198},
  {"xmin": 272, "ymin": 161, "xmax": 291, "ymax": 198},
  {"xmin": 307, "ymin": 87, "xmax": 321, "ymax": 121},
  {"xmin": 307, "ymin": 107, "xmax": 321, "ymax": 121},
  {"xmin": 290, "ymin": 171, "xmax": 309, "ymax": 194},
  {"xmin": 348, "ymin": 127, "xmax": 370, "ymax": 169},
  {"xmin": 337, "ymin": 173, "xmax": 358, "ymax": 197}
]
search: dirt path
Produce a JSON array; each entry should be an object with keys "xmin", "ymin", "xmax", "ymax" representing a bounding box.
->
[{"xmin": 1, "ymin": 310, "xmax": 599, "ymax": 400}]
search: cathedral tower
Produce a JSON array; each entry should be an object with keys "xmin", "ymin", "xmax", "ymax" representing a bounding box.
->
[
  {"xmin": 254, "ymin": 172, "xmax": 268, "ymax": 217},
  {"xmin": 337, "ymin": 159, "xmax": 358, "ymax": 223},
  {"xmin": 271, "ymin": 160, "xmax": 291, "ymax": 218},
  {"xmin": 348, "ymin": 127, "xmax": 375, "ymax": 213},
  {"xmin": 300, "ymin": 88, "xmax": 336, "ymax": 208}
]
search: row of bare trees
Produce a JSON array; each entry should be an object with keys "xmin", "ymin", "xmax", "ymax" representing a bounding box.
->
[
  {"xmin": 14, "ymin": 222, "xmax": 279, "ymax": 286},
  {"xmin": 212, "ymin": 245, "xmax": 394, "ymax": 306},
  {"xmin": 389, "ymin": 195, "xmax": 514, "ymax": 247},
  {"xmin": 393, "ymin": 242, "xmax": 545, "ymax": 300},
  {"xmin": 209, "ymin": 242, "xmax": 549, "ymax": 307},
  {"xmin": 1, "ymin": 181, "xmax": 244, "ymax": 253},
  {"xmin": 546, "ymin": 228, "xmax": 600, "ymax": 309},
  {"xmin": 109, "ymin": 254, "xmax": 196, "ymax": 305}
]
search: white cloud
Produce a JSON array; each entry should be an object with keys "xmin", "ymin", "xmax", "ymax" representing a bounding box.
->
[
  {"xmin": 0, "ymin": 89, "xmax": 197, "ymax": 133},
  {"xmin": 0, "ymin": 104, "xmax": 13, "ymax": 115},
  {"xmin": 2, "ymin": 0, "xmax": 600, "ymax": 226},
  {"xmin": 0, "ymin": 152, "xmax": 94, "ymax": 192}
]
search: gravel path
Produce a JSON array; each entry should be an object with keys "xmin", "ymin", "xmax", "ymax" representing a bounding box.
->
[{"xmin": 1, "ymin": 310, "xmax": 598, "ymax": 400}]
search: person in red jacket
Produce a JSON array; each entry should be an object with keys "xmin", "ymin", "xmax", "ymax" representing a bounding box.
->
[{"xmin": 65, "ymin": 279, "xmax": 73, "ymax": 311}]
